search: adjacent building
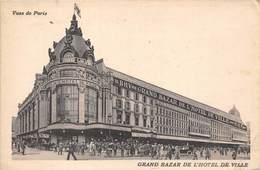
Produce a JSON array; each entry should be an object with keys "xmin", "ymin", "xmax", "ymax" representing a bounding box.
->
[{"xmin": 13, "ymin": 14, "xmax": 248, "ymax": 146}]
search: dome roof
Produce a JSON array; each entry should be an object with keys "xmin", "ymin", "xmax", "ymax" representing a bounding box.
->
[
  {"xmin": 228, "ymin": 105, "xmax": 241, "ymax": 117},
  {"xmin": 54, "ymin": 35, "xmax": 91, "ymax": 59},
  {"xmin": 48, "ymin": 14, "xmax": 95, "ymax": 62}
]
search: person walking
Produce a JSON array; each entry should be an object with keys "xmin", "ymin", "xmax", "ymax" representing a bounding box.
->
[
  {"xmin": 232, "ymin": 150, "xmax": 237, "ymax": 160},
  {"xmin": 205, "ymin": 148, "xmax": 211, "ymax": 160},
  {"xmin": 58, "ymin": 142, "xmax": 63, "ymax": 155},
  {"xmin": 67, "ymin": 141, "xmax": 77, "ymax": 160},
  {"xmin": 192, "ymin": 150, "xmax": 198, "ymax": 160},
  {"xmin": 20, "ymin": 140, "xmax": 26, "ymax": 155}
]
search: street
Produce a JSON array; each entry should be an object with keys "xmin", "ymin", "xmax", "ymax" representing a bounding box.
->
[{"xmin": 12, "ymin": 147, "xmax": 250, "ymax": 160}]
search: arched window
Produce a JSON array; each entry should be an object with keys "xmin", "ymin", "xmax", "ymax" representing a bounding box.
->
[
  {"xmin": 56, "ymin": 85, "xmax": 79, "ymax": 122},
  {"xmin": 84, "ymin": 88, "xmax": 97, "ymax": 123}
]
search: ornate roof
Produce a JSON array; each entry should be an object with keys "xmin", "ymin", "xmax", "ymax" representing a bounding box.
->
[
  {"xmin": 48, "ymin": 14, "xmax": 95, "ymax": 62},
  {"xmin": 228, "ymin": 105, "xmax": 241, "ymax": 117}
]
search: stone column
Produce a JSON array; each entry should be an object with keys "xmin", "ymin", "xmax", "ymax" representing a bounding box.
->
[
  {"xmin": 39, "ymin": 92, "xmax": 48, "ymax": 128},
  {"xmin": 51, "ymin": 91, "xmax": 57, "ymax": 123},
  {"xmin": 30, "ymin": 106, "xmax": 33, "ymax": 131},
  {"xmin": 122, "ymin": 97, "xmax": 125, "ymax": 124},
  {"xmin": 35, "ymin": 99, "xmax": 39, "ymax": 129},
  {"xmin": 27, "ymin": 109, "xmax": 30, "ymax": 132},
  {"xmin": 78, "ymin": 89, "xmax": 85, "ymax": 123},
  {"xmin": 97, "ymin": 90, "xmax": 102, "ymax": 123},
  {"xmin": 130, "ymin": 100, "xmax": 135, "ymax": 126},
  {"xmin": 105, "ymin": 92, "xmax": 113, "ymax": 124}
]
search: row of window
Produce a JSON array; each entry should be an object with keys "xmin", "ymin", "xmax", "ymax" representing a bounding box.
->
[
  {"xmin": 157, "ymin": 107, "xmax": 187, "ymax": 121},
  {"xmin": 189, "ymin": 112, "xmax": 210, "ymax": 124},
  {"xmin": 115, "ymin": 109, "xmax": 154, "ymax": 128},
  {"xmin": 157, "ymin": 116, "xmax": 187, "ymax": 129},
  {"xmin": 115, "ymin": 86, "xmax": 154, "ymax": 105},
  {"xmin": 115, "ymin": 99, "xmax": 154, "ymax": 115},
  {"xmin": 157, "ymin": 126, "xmax": 188, "ymax": 136}
]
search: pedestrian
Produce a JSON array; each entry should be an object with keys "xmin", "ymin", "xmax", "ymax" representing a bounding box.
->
[
  {"xmin": 174, "ymin": 146, "xmax": 180, "ymax": 160},
  {"xmin": 67, "ymin": 141, "xmax": 77, "ymax": 160},
  {"xmin": 205, "ymin": 148, "xmax": 211, "ymax": 160},
  {"xmin": 58, "ymin": 142, "xmax": 63, "ymax": 155},
  {"xmin": 166, "ymin": 146, "xmax": 173, "ymax": 160},
  {"xmin": 193, "ymin": 150, "xmax": 198, "ymax": 160},
  {"xmin": 20, "ymin": 140, "xmax": 26, "ymax": 155},
  {"xmin": 80, "ymin": 142, "xmax": 85, "ymax": 155},
  {"xmin": 232, "ymin": 150, "xmax": 237, "ymax": 160},
  {"xmin": 120, "ymin": 141, "xmax": 125, "ymax": 157}
]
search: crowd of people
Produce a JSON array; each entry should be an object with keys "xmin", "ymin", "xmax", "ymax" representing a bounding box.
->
[{"xmin": 12, "ymin": 137, "xmax": 250, "ymax": 160}]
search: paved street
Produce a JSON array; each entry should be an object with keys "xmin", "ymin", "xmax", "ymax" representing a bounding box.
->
[{"xmin": 12, "ymin": 147, "xmax": 250, "ymax": 160}]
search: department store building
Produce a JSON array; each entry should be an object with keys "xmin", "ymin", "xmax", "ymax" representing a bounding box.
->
[{"xmin": 14, "ymin": 14, "xmax": 248, "ymax": 146}]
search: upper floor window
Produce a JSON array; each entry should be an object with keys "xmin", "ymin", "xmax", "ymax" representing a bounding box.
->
[
  {"xmin": 134, "ymin": 103, "xmax": 139, "ymax": 113},
  {"xmin": 126, "ymin": 90, "xmax": 130, "ymax": 98},
  {"xmin": 135, "ymin": 93, "xmax": 139, "ymax": 101},
  {"xmin": 143, "ymin": 96, "xmax": 146, "ymax": 103},
  {"xmin": 60, "ymin": 69, "xmax": 76, "ymax": 77},
  {"xmin": 62, "ymin": 51, "xmax": 75, "ymax": 63},
  {"xmin": 85, "ymin": 88, "xmax": 97, "ymax": 124},
  {"xmin": 115, "ymin": 87, "xmax": 122, "ymax": 95},
  {"xmin": 143, "ymin": 107, "xmax": 147, "ymax": 114},
  {"xmin": 125, "ymin": 101, "xmax": 130, "ymax": 111},
  {"xmin": 143, "ymin": 116, "xmax": 147, "ymax": 127},
  {"xmin": 125, "ymin": 112, "xmax": 130, "ymax": 125},
  {"xmin": 116, "ymin": 110, "xmax": 122, "ymax": 124},
  {"xmin": 150, "ymin": 99, "xmax": 154, "ymax": 105},
  {"xmin": 135, "ymin": 115, "xmax": 139, "ymax": 126},
  {"xmin": 56, "ymin": 85, "xmax": 79, "ymax": 123},
  {"xmin": 116, "ymin": 99, "xmax": 122, "ymax": 108}
]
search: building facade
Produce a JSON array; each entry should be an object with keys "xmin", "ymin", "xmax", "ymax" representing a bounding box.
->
[{"xmin": 14, "ymin": 14, "xmax": 248, "ymax": 146}]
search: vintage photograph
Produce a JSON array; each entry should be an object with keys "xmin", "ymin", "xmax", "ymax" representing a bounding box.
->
[{"xmin": 1, "ymin": 1, "xmax": 259, "ymax": 168}]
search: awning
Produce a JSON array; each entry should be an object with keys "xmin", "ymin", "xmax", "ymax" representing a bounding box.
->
[
  {"xmin": 132, "ymin": 132, "xmax": 152, "ymax": 138},
  {"xmin": 38, "ymin": 123, "xmax": 132, "ymax": 133}
]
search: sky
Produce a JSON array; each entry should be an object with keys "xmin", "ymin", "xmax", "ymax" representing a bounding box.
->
[{"xmin": 1, "ymin": 0, "xmax": 260, "ymax": 125}]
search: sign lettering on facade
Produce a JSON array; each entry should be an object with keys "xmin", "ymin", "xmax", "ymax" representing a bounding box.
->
[{"xmin": 113, "ymin": 77, "xmax": 247, "ymax": 130}]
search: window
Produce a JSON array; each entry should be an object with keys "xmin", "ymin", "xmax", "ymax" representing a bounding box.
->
[
  {"xmin": 125, "ymin": 112, "xmax": 130, "ymax": 125},
  {"xmin": 47, "ymin": 89, "xmax": 52, "ymax": 124},
  {"xmin": 56, "ymin": 85, "xmax": 79, "ymax": 122},
  {"xmin": 150, "ymin": 99, "xmax": 153, "ymax": 105},
  {"xmin": 116, "ymin": 99, "xmax": 122, "ymax": 108},
  {"xmin": 115, "ymin": 87, "xmax": 122, "ymax": 95},
  {"xmin": 151, "ymin": 120, "xmax": 154, "ymax": 128},
  {"xmin": 143, "ymin": 96, "xmax": 146, "ymax": 103},
  {"xmin": 143, "ymin": 107, "xmax": 147, "ymax": 114},
  {"xmin": 60, "ymin": 69, "xmax": 76, "ymax": 77},
  {"xmin": 116, "ymin": 110, "xmax": 122, "ymax": 123},
  {"xmin": 143, "ymin": 116, "xmax": 147, "ymax": 127},
  {"xmin": 135, "ymin": 93, "xmax": 139, "ymax": 101},
  {"xmin": 125, "ymin": 101, "xmax": 130, "ymax": 111},
  {"xmin": 135, "ymin": 115, "xmax": 139, "ymax": 126},
  {"xmin": 85, "ymin": 88, "xmax": 97, "ymax": 123},
  {"xmin": 62, "ymin": 51, "xmax": 75, "ymax": 63},
  {"xmin": 126, "ymin": 90, "xmax": 130, "ymax": 98},
  {"xmin": 134, "ymin": 103, "xmax": 139, "ymax": 112},
  {"xmin": 151, "ymin": 109, "xmax": 153, "ymax": 116}
]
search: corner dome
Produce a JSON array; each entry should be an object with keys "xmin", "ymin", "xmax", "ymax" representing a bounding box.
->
[
  {"xmin": 228, "ymin": 105, "xmax": 241, "ymax": 117},
  {"xmin": 48, "ymin": 14, "xmax": 95, "ymax": 63},
  {"xmin": 54, "ymin": 35, "xmax": 91, "ymax": 59}
]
